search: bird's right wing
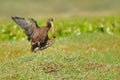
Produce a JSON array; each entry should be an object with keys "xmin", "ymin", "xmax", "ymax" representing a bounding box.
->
[
  {"xmin": 39, "ymin": 36, "xmax": 56, "ymax": 50},
  {"xmin": 12, "ymin": 16, "xmax": 39, "ymax": 41}
]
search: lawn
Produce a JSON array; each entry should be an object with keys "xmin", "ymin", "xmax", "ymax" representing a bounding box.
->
[
  {"xmin": 0, "ymin": 33, "xmax": 120, "ymax": 80},
  {"xmin": 0, "ymin": 0, "xmax": 120, "ymax": 79}
]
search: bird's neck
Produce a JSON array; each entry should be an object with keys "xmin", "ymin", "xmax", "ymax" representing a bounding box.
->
[{"xmin": 46, "ymin": 22, "xmax": 52, "ymax": 31}]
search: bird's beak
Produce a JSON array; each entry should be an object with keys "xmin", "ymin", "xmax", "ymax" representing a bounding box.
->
[{"xmin": 50, "ymin": 21, "xmax": 54, "ymax": 32}]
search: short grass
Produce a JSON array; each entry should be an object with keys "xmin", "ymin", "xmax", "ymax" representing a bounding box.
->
[{"xmin": 0, "ymin": 33, "xmax": 120, "ymax": 80}]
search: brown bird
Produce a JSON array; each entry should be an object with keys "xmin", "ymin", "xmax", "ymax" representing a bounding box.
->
[{"xmin": 12, "ymin": 16, "xmax": 55, "ymax": 52}]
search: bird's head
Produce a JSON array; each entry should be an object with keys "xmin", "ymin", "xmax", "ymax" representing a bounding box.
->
[{"xmin": 47, "ymin": 17, "xmax": 54, "ymax": 32}]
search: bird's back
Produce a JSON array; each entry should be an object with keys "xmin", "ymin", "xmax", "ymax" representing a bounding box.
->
[{"xmin": 32, "ymin": 27, "xmax": 48, "ymax": 43}]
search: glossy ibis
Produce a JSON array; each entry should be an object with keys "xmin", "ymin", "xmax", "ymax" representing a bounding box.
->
[{"xmin": 12, "ymin": 16, "xmax": 55, "ymax": 52}]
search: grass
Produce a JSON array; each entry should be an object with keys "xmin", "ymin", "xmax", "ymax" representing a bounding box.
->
[
  {"xmin": 1, "ymin": 0, "xmax": 120, "ymax": 79},
  {"xmin": 1, "ymin": 16, "xmax": 120, "ymax": 41},
  {"xmin": 0, "ymin": 33, "xmax": 120, "ymax": 80}
]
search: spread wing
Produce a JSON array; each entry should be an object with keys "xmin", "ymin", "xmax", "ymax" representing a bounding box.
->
[{"xmin": 12, "ymin": 16, "xmax": 40, "ymax": 41}]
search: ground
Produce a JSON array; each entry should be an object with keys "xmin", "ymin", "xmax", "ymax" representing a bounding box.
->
[{"xmin": 0, "ymin": 33, "xmax": 120, "ymax": 80}]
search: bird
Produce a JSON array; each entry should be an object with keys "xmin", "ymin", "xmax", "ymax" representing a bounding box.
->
[{"xmin": 12, "ymin": 16, "xmax": 56, "ymax": 52}]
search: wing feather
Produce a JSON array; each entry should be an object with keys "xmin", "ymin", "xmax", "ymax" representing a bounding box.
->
[{"xmin": 12, "ymin": 16, "xmax": 39, "ymax": 41}]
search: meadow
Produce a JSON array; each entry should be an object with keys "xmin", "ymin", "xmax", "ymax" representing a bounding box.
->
[
  {"xmin": 0, "ymin": 16, "xmax": 120, "ymax": 80},
  {"xmin": 0, "ymin": 0, "xmax": 120, "ymax": 79},
  {"xmin": 1, "ymin": 16, "xmax": 120, "ymax": 41}
]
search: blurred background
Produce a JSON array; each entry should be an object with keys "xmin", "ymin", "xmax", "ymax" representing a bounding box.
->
[
  {"xmin": 0, "ymin": 0, "xmax": 120, "ymax": 18},
  {"xmin": 0, "ymin": 0, "xmax": 120, "ymax": 41}
]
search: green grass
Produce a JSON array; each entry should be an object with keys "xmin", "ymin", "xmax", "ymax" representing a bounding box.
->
[
  {"xmin": 1, "ymin": 1, "xmax": 120, "ymax": 79},
  {"xmin": 1, "ymin": 16, "xmax": 120, "ymax": 41},
  {"xmin": 0, "ymin": 33, "xmax": 120, "ymax": 80},
  {"xmin": 0, "ymin": 16, "xmax": 120, "ymax": 79}
]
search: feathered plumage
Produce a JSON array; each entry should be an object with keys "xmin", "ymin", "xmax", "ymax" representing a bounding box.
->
[{"xmin": 12, "ymin": 16, "xmax": 55, "ymax": 52}]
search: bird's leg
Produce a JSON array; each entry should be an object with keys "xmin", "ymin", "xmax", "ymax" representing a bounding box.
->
[
  {"xmin": 31, "ymin": 45, "xmax": 37, "ymax": 52},
  {"xmin": 31, "ymin": 41, "xmax": 39, "ymax": 52}
]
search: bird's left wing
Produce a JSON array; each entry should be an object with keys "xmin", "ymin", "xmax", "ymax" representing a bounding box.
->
[{"xmin": 12, "ymin": 16, "xmax": 39, "ymax": 41}]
